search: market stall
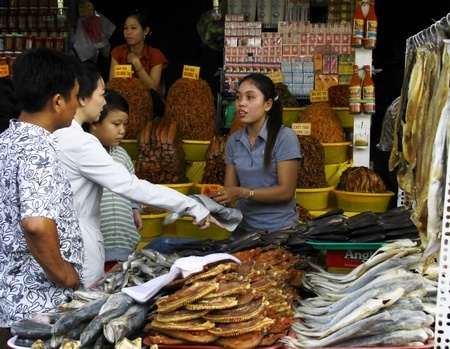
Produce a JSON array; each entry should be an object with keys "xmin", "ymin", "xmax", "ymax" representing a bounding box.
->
[{"xmin": 3, "ymin": 2, "xmax": 450, "ymax": 349}]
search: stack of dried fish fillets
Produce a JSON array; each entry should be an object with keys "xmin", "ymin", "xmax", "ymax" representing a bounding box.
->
[
  {"xmin": 281, "ymin": 239, "xmax": 437, "ymax": 348},
  {"xmin": 145, "ymin": 247, "xmax": 301, "ymax": 349}
]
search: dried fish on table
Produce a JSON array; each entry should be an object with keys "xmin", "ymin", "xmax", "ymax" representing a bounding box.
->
[
  {"xmin": 281, "ymin": 240, "xmax": 435, "ymax": 348},
  {"xmin": 104, "ymin": 303, "xmax": 149, "ymax": 344}
]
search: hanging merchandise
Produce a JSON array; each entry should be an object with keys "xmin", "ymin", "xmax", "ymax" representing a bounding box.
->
[
  {"xmin": 350, "ymin": 0, "xmax": 364, "ymax": 48},
  {"xmin": 72, "ymin": 0, "xmax": 116, "ymax": 62},
  {"xmin": 362, "ymin": 64, "xmax": 375, "ymax": 114},
  {"xmin": 364, "ymin": 0, "xmax": 377, "ymax": 49},
  {"xmin": 348, "ymin": 64, "xmax": 362, "ymax": 114},
  {"xmin": 196, "ymin": 0, "xmax": 225, "ymax": 51}
]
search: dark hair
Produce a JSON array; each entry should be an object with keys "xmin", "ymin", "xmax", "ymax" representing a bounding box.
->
[
  {"xmin": 78, "ymin": 61, "xmax": 102, "ymax": 100},
  {"xmin": 83, "ymin": 89, "xmax": 129, "ymax": 132},
  {"xmin": 239, "ymin": 73, "xmax": 283, "ymax": 169},
  {"xmin": 12, "ymin": 48, "xmax": 82, "ymax": 113},
  {"xmin": 126, "ymin": 9, "xmax": 151, "ymax": 40},
  {"xmin": 0, "ymin": 76, "xmax": 21, "ymax": 132},
  {"xmin": 98, "ymin": 89, "xmax": 129, "ymax": 123}
]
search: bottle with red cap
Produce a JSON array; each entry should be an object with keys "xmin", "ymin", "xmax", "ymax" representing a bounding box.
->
[
  {"xmin": 349, "ymin": 65, "xmax": 362, "ymax": 114},
  {"xmin": 351, "ymin": 1, "xmax": 364, "ymax": 48},
  {"xmin": 364, "ymin": 0, "xmax": 378, "ymax": 49},
  {"xmin": 362, "ymin": 65, "xmax": 375, "ymax": 114}
]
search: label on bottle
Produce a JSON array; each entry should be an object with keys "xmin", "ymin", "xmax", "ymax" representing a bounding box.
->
[
  {"xmin": 362, "ymin": 85, "xmax": 375, "ymax": 102},
  {"xmin": 349, "ymin": 85, "xmax": 362, "ymax": 102},
  {"xmin": 352, "ymin": 18, "xmax": 364, "ymax": 39},
  {"xmin": 365, "ymin": 20, "xmax": 377, "ymax": 48}
]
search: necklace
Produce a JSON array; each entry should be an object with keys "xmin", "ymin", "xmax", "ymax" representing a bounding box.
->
[{"xmin": 248, "ymin": 135, "xmax": 256, "ymax": 148}]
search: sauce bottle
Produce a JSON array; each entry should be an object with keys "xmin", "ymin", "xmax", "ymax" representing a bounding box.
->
[
  {"xmin": 364, "ymin": 0, "xmax": 377, "ymax": 49},
  {"xmin": 362, "ymin": 65, "xmax": 375, "ymax": 114},
  {"xmin": 350, "ymin": 1, "xmax": 364, "ymax": 48},
  {"xmin": 349, "ymin": 65, "xmax": 362, "ymax": 114}
]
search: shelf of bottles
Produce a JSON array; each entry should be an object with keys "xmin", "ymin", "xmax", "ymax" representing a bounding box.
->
[
  {"xmin": 349, "ymin": 0, "xmax": 377, "ymax": 167},
  {"xmin": 0, "ymin": 0, "xmax": 71, "ymax": 76}
]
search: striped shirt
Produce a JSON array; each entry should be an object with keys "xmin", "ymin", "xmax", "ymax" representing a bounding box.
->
[{"xmin": 101, "ymin": 145, "xmax": 141, "ymax": 262}]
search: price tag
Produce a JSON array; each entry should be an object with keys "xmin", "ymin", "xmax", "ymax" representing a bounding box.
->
[
  {"xmin": 182, "ymin": 65, "xmax": 200, "ymax": 80},
  {"xmin": 201, "ymin": 184, "xmax": 221, "ymax": 196},
  {"xmin": 0, "ymin": 65, "xmax": 9, "ymax": 77},
  {"xmin": 292, "ymin": 123, "xmax": 311, "ymax": 136},
  {"xmin": 310, "ymin": 90, "xmax": 329, "ymax": 103},
  {"xmin": 266, "ymin": 71, "xmax": 283, "ymax": 84},
  {"xmin": 114, "ymin": 65, "xmax": 133, "ymax": 78}
]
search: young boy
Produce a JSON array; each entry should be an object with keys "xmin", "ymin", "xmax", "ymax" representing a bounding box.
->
[{"xmin": 85, "ymin": 89, "xmax": 142, "ymax": 270}]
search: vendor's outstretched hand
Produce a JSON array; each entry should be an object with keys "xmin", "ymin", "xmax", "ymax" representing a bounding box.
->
[{"xmin": 194, "ymin": 214, "xmax": 224, "ymax": 230}]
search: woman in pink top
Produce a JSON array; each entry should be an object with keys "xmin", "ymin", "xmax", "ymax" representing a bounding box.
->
[{"xmin": 109, "ymin": 10, "xmax": 168, "ymax": 117}]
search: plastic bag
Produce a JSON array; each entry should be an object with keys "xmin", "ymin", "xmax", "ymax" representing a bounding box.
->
[
  {"xmin": 196, "ymin": 1, "xmax": 226, "ymax": 51},
  {"xmin": 376, "ymin": 97, "xmax": 400, "ymax": 152},
  {"xmin": 327, "ymin": 160, "xmax": 354, "ymax": 188},
  {"xmin": 73, "ymin": 12, "xmax": 115, "ymax": 62}
]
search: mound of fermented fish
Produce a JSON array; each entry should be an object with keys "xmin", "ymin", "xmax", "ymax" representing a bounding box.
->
[
  {"xmin": 144, "ymin": 247, "xmax": 302, "ymax": 349},
  {"xmin": 280, "ymin": 239, "xmax": 437, "ymax": 348}
]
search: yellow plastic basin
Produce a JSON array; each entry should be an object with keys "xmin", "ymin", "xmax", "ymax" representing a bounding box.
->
[
  {"xmin": 182, "ymin": 140, "xmax": 210, "ymax": 162},
  {"xmin": 334, "ymin": 190, "xmax": 395, "ymax": 213},
  {"xmin": 296, "ymin": 186, "xmax": 334, "ymax": 210}
]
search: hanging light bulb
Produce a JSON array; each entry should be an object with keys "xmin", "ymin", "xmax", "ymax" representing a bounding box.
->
[
  {"xmin": 56, "ymin": 0, "xmax": 67, "ymax": 21},
  {"xmin": 211, "ymin": 0, "xmax": 222, "ymax": 21}
]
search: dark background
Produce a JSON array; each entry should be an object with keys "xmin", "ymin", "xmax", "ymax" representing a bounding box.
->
[{"xmin": 89, "ymin": 0, "xmax": 450, "ymax": 187}]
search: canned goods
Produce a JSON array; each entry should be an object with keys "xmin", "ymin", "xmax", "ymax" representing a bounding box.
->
[
  {"xmin": 4, "ymin": 34, "xmax": 13, "ymax": 51},
  {"xmin": 54, "ymin": 36, "xmax": 63, "ymax": 51},
  {"xmin": 27, "ymin": 7, "xmax": 38, "ymax": 29},
  {"xmin": 17, "ymin": 7, "xmax": 27, "ymax": 29},
  {"xmin": 0, "ymin": 8, "xmax": 7, "ymax": 30},
  {"xmin": 46, "ymin": 8, "xmax": 56, "ymax": 29},
  {"xmin": 7, "ymin": 9, "xmax": 18, "ymax": 29},
  {"xmin": 9, "ymin": 0, "xmax": 18, "ymax": 7},
  {"xmin": 25, "ymin": 35, "xmax": 33, "ymax": 49},
  {"xmin": 34, "ymin": 36, "xmax": 43, "ymax": 48},
  {"xmin": 37, "ymin": 8, "xmax": 47, "ymax": 29},
  {"xmin": 13, "ymin": 33, "xmax": 25, "ymax": 51},
  {"xmin": 44, "ymin": 36, "xmax": 53, "ymax": 49}
]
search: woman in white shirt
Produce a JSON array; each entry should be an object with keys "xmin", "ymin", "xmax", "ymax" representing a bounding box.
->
[{"xmin": 54, "ymin": 63, "xmax": 221, "ymax": 287}]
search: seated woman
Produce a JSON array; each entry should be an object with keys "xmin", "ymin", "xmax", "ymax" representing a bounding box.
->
[{"xmin": 109, "ymin": 9, "xmax": 168, "ymax": 117}]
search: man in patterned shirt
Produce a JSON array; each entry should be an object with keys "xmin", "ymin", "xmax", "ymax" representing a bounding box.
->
[{"xmin": 0, "ymin": 48, "xmax": 85, "ymax": 345}]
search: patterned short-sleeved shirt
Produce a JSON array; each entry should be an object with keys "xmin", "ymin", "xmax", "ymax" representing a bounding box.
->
[{"xmin": 0, "ymin": 120, "xmax": 84, "ymax": 327}]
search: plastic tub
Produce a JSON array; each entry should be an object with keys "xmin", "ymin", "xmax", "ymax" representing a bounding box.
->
[
  {"xmin": 161, "ymin": 182, "xmax": 193, "ymax": 195},
  {"xmin": 182, "ymin": 140, "xmax": 210, "ymax": 162},
  {"xmin": 140, "ymin": 212, "xmax": 168, "ymax": 238},
  {"xmin": 282, "ymin": 107, "xmax": 302, "ymax": 127},
  {"xmin": 175, "ymin": 217, "xmax": 231, "ymax": 240},
  {"xmin": 333, "ymin": 190, "xmax": 395, "ymax": 212},
  {"xmin": 333, "ymin": 107, "xmax": 354, "ymax": 128},
  {"xmin": 120, "ymin": 139, "xmax": 138, "ymax": 161},
  {"xmin": 296, "ymin": 186, "xmax": 334, "ymax": 210},
  {"xmin": 321, "ymin": 142, "xmax": 351, "ymax": 164}
]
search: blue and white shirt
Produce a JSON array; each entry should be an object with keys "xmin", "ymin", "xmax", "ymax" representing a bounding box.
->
[{"xmin": 0, "ymin": 120, "xmax": 84, "ymax": 327}]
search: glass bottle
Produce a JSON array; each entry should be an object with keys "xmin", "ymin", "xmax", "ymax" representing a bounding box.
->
[
  {"xmin": 362, "ymin": 65, "xmax": 375, "ymax": 114},
  {"xmin": 350, "ymin": 1, "xmax": 364, "ymax": 48},
  {"xmin": 364, "ymin": 0, "xmax": 377, "ymax": 49},
  {"xmin": 349, "ymin": 65, "xmax": 361, "ymax": 114}
]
